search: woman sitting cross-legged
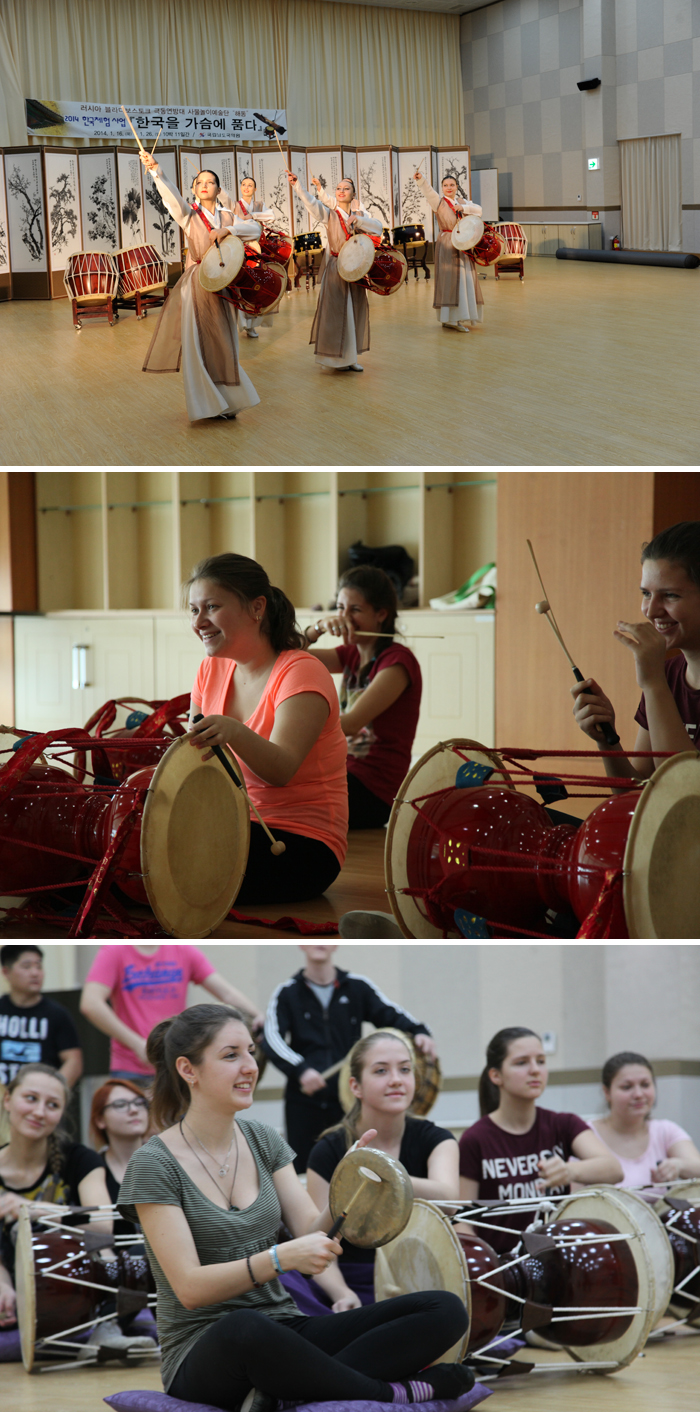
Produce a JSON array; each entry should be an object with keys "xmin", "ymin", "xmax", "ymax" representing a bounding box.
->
[{"xmin": 118, "ymin": 1004, "xmax": 475, "ymax": 1412}]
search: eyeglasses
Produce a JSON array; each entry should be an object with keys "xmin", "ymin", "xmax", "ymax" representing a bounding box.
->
[{"xmin": 102, "ymin": 1098, "xmax": 149, "ymax": 1112}]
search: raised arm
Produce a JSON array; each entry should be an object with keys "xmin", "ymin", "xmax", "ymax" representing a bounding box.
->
[
  {"xmin": 414, "ymin": 173, "xmax": 441, "ymax": 215},
  {"xmin": 288, "ymin": 177, "xmax": 331, "ymax": 227},
  {"xmin": 140, "ymin": 154, "xmax": 192, "ymax": 231}
]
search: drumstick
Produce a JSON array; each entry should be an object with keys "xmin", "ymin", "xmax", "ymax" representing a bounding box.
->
[
  {"xmin": 149, "ymin": 127, "xmax": 162, "ymax": 157},
  {"xmin": 329, "ymin": 1167, "xmax": 383, "ymax": 1239},
  {"xmin": 120, "ymin": 106, "xmax": 146, "ymax": 152},
  {"xmin": 320, "ymin": 1056, "xmax": 346, "ymax": 1081},
  {"xmin": 191, "ymin": 715, "xmax": 286, "ymax": 855},
  {"xmin": 527, "ymin": 540, "xmax": 620, "ymax": 747},
  {"xmin": 353, "ymin": 631, "xmax": 444, "ymax": 640}
]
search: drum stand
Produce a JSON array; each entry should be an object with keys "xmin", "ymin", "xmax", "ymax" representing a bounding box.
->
[
  {"xmin": 114, "ymin": 284, "xmax": 169, "ymax": 320},
  {"xmin": 395, "ymin": 235, "xmax": 430, "ymax": 280},
  {"xmin": 70, "ymin": 295, "xmax": 118, "ymax": 331},
  {"xmin": 294, "ymin": 251, "xmax": 322, "ymax": 291}
]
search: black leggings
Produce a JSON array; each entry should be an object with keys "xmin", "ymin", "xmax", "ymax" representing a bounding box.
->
[
  {"xmin": 169, "ymin": 1291, "xmax": 467, "ymax": 1412},
  {"xmin": 235, "ymin": 824, "xmax": 342, "ymax": 905},
  {"xmin": 347, "ymin": 772, "xmax": 393, "ymax": 830}
]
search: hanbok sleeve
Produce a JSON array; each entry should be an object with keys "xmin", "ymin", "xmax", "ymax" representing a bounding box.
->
[
  {"xmin": 295, "ymin": 185, "xmax": 331, "ymax": 227},
  {"xmin": 415, "ymin": 174, "xmax": 441, "ymax": 215},
  {"xmin": 457, "ymin": 199, "xmax": 483, "ymax": 217},
  {"xmin": 150, "ymin": 165, "xmax": 193, "ymax": 233},
  {"xmin": 228, "ymin": 214, "xmax": 263, "ymax": 241},
  {"xmin": 355, "ymin": 212, "xmax": 382, "ymax": 236}
]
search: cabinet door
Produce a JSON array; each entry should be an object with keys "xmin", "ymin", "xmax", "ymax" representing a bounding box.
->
[
  {"xmin": 541, "ymin": 224, "xmax": 560, "ymax": 255},
  {"xmin": 559, "ymin": 224, "xmax": 588, "ymax": 250},
  {"xmin": 397, "ymin": 612, "xmax": 495, "ymax": 757},
  {"xmin": 154, "ymin": 617, "xmax": 208, "ymax": 702},
  {"xmin": 14, "ymin": 617, "xmax": 81, "ymax": 731},
  {"xmin": 88, "ymin": 619, "xmax": 155, "ymax": 714},
  {"xmin": 588, "ymin": 223, "xmax": 603, "ymax": 249}
]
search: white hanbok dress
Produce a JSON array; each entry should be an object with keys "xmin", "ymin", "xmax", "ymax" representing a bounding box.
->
[
  {"xmin": 295, "ymin": 186, "xmax": 382, "ymax": 368},
  {"xmin": 416, "ymin": 175, "xmax": 484, "ymax": 327},
  {"xmin": 145, "ymin": 166, "xmax": 262, "ymax": 421}
]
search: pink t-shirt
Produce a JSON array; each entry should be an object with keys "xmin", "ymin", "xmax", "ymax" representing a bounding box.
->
[
  {"xmin": 592, "ymin": 1117, "xmax": 691, "ymax": 1190},
  {"xmin": 85, "ymin": 945, "xmax": 215, "ymax": 1075},
  {"xmin": 193, "ymin": 650, "xmax": 348, "ymax": 866}
]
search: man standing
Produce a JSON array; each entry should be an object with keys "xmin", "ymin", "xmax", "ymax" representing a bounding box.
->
[
  {"xmin": 0, "ymin": 945, "xmax": 83, "ymax": 1088},
  {"xmin": 80, "ymin": 945, "xmax": 265, "ymax": 1083},
  {"xmin": 261, "ymin": 945, "xmax": 438, "ymax": 1171}
]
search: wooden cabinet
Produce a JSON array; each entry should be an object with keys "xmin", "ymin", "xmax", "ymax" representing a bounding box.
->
[
  {"xmin": 14, "ymin": 615, "xmax": 154, "ymax": 732},
  {"xmin": 529, "ymin": 223, "xmax": 560, "ymax": 256},
  {"xmin": 35, "ymin": 472, "xmax": 497, "ymax": 616},
  {"xmin": 15, "ymin": 609, "xmax": 495, "ymax": 757},
  {"xmin": 558, "ymin": 223, "xmax": 590, "ymax": 249},
  {"xmin": 526, "ymin": 222, "xmax": 603, "ymax": 256}
]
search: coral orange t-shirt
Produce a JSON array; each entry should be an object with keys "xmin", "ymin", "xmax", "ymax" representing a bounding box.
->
[{"xmin": 193, "ymin": 650, "xmax": 348, "ymax": 866}]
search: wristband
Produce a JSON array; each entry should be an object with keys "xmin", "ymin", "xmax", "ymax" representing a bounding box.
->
[
  {"xmin": 270, "ymin": 1245, "xmax": 283, "ymax": 1275},
  {"xmin": 246, "ymin": 1255, "xmax": 263, "ymax": 1289}
]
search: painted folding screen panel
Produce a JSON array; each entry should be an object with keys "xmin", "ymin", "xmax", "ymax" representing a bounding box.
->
[
  {"xmin": 398, "ymin": 151, "xmax": 433, "ymax": 230},
  {"xmin": 252, "ymin": 149, "xmax": 292, "ymax": 233},
  {"xmin": 305, "ymin": 150, "xmax": 342, "ymax": 249},
  {"xmin": 0, "ymin": 155, "xmax": 12, "ymax": 279},
  {"xmin": 211, "ymin": 151, "xmax": 236, "ymax": 209},
  {"xmin": 236, "ymin": 149, "xmax": 254, "ymax": 188},
  {"xmin": 116, "ymin": 150, "xmax": 145, "ymax": 247},
  {"xmin": 5, "ymin": 150, "xmax": 47, "ymax": 272},
  {"xmin": 288, "ymin": 148, "xmax": 308, "ymax": 235},
  {"xmin": 178, "ymin": 148, "xmax": 201, "ymax": 203},
  {"xmin": 357, "ymin": 150, "xmax": 393, "ymax": 231},
  {"xmin": 78, "ymin": 149, "xmax": 119, "ymax": 253}
]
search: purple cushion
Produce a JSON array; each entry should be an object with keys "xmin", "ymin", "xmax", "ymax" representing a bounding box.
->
[
  {"xmin": 0, "ymin": 1328, "xmax": 21, "ymax": 1362},
  {"xmin": 104, "ymin": 1390, "xmax": 492, "ymax": 1412}
]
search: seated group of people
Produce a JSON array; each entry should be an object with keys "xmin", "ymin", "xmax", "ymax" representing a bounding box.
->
[{"xmin": 1, "ymin": 1008, "xmax": 699, "ymax": 1407}]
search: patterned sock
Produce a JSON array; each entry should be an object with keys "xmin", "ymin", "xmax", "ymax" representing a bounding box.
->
[{"xmin": 388, "ymin": 1382, "xmax": 434, "ymax": 1404}]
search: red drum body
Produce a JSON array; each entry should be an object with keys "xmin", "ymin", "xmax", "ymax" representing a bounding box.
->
[
  {"xmin": 64, "ymin": 251, "xmax": 118, "ymax": 301},
  {"xmin": 225, "ymin": 252, "xmax": 288, "ymax": 314},
  {"xmin": 361, "ymin": 245, "xmax": 407, "ymax": 296},
  {"xmin": 458, "ymin": 1232, "xmax": 507, "ymax": 1354},
  {"xmin": 502, "ymin": 1218, "xmax": 637, "ymax": 1347},
  {"xmin": 470, "ymin": 226, "xmax": 505, "ymax": 267},
  {"xmin": 115, "ymin": 243, "xmax": 167, "ymax": 296},
  {"xmin": 257, "ymin": 228, "xmax": 293, "ymax": 264},
  {"xmin": 656, "ymin": 1186, "xmax": 700, "ymax": 1325}
]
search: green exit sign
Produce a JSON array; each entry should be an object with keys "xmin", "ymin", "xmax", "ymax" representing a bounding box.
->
[{"xmin": 588, "ymin": 158, "xmax": 600, "ymax": 170}]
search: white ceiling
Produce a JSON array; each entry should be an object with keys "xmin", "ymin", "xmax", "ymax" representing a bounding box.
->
[{"xmin": 322, "ymin": 0, "xmax": 486, "ymax": 13}]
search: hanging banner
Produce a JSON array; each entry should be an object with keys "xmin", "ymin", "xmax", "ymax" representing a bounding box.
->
[{"xmin": 26, "ymin": 100, "xmax": 286, "ymax": 144}]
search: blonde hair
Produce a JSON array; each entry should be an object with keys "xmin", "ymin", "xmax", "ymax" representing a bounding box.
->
[{"xmin": 322, "ymin": 1031, "xmax": 414, "ymax": 1151}]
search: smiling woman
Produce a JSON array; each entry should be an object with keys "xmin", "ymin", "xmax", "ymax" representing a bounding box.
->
[
  {"xmin": 591, "ymin": 1051, "xmax": 700, "ymax": 1191},
  {"xmin": 118, "ymin": 1005, "xmax": 475, "ymax": 1412},
  {"xmin": 186, "ymin": 553, "xmax": 349, "ymax": 904}
]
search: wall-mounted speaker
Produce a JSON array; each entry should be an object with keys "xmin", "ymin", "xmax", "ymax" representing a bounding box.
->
[{"xmin": 577, "ymin": 78, "xmax": 601, "ymax": 90}]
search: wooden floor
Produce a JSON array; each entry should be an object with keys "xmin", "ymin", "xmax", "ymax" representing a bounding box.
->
[
  {"xmin": 2, "ymin": 259, "xmax": 698, "ymax": 466},
  {"xmin": 3, "ymin": 1323, "xmax": 698, "ymax": 1412},
  {"xmin": 0, "ymin": 827, "xmax": 389, "ymax": 940}
]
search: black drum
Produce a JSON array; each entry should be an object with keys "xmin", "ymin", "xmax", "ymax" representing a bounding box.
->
[
  {"xmin": 393, "ymin": 224, "xmax": 426, "ymax": 244},
  {"xmin": 293, "ymin": 232, "xmax": 323, "ymax": 253}
]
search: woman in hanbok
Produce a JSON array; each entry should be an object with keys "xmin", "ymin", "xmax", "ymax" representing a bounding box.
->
[
  {"xmin": 287, "ymin": 173, "xmax": 382, "ymax": 372},
  {"xmin": 413, "ymin": 171, "xmax": 483, "ymax": 332},
  {"xmin": 139, "ymin": 153, "xmax": 261, "ymax": 421},
  {"xmin": 233, "ymin": 176, "xmax": 275, "ymax": 341}
]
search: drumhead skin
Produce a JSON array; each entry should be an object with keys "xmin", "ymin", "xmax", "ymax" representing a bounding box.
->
[
  {"xmin": 553, "ymin": 1188, "xmax": 656, "ymax": 1369},
  {"xmin": 198, "ymin": 234, "xmax": 246, "ymax": 291},
  {"xmin": 337, "ymin": 234, "xmax": 376, "ymax": 282},
  {"xmin": 598, "ymin": 1187, "xmax": 674, "ymax": 1328},
  {"xmin": 140, "ymin": 736, "xmax": 250, "ymax": 938},
  {"xmin": 15, "ymin": 1207, "xmax": 36, "ymax": 1371},
  {"xmin": 452, "ymin": 216, "xmax": 484, "ymax": 251},
  {"xmin": 375, "ymin": 1201, "xmax": 471, "ymax": 1362},
  {"xmin": 328, "ymin": 1146, "xmax": 413, "ymax": 1248},
  {"xmin": 337, "ymin": 1027, "xmax": 442, "ymax": 1118},
  {"xmin": 385, "ymin": 739, "xmax": 513, "ymax": 938},
  {"xmin": 623, "ymin": 751, "xmax": 700, "ymax": 938}
]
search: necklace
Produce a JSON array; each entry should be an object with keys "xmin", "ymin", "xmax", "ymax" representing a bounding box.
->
[
  {"xmin": 184, "ymin": 1118, "xmax": 237, "ymax": 1176},
  {"xmin": 180, "ymin": 1119, "xmax": 240, "ymax": 1207}
]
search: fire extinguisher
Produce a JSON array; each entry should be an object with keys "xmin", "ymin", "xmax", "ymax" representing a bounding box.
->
[{"xmin": 611, "ymin": 235, "xmax": 621, "ymax": 250}]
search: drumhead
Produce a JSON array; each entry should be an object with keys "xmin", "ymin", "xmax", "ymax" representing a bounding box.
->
[
  {"xmin": 375, "ymin": 1200, "xmax": 470, "ymax": 1362},
  {"xmin": 337, "ymin": 1028, "xmax": 441, "ymax": 1118},
  {"xmin": 623, "ymin": 752, "xmax": 700, "ymax": 938},
  {"xmin": 553, "ymin": 1188, "xmax": 656, "ymax": 1369},
  {"xmin": 601, "ymin": 1187, "xmax": 674, "ymax": 1328},
  {"xmin": 198, "ymin": 234, "xmax": 246, "ymax": 291},
  {"xmin": 140, "ymin": 736, "xmax": 250, "ymax": 938},
  {"xmin": 329, "ymin": 1147, "xmax": 413, "ymax": 1248},
  {"xmin": 385, "ymin": 739, "xmax": 513, "ymax": 938},
  {"xmin": 336, "ymin": 234, "xmax": 375, "ymax": 282},
  {"xmin": 452, "ymin": 216, "xmax": 484, "ymax": 251},
  {"xmin": 15, "ymin": 1207, "xmax": 37, "ymax": 1371}
]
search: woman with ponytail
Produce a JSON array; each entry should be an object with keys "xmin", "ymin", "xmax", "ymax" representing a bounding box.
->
[
  {"xmin": 458, "ymin": 1028, "xmax": 622, "ymax": 1253},
  {"xmin": 187, "ymin": 554, "xmax": 349, "ymax": 903},
  {"xmin": 0, "ymin": 1065, "xmax": 121, "ymax": 1333},
  {"xmin": 118, "ymin": 1005, "xmax": 474, "ymax": 1412},
  {"xmin": 304, "ymin": 1032, "xmax": 457, "ymax": 1309}
]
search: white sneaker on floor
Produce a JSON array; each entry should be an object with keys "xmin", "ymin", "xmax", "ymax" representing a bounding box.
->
[
  {"xmin": 246, "ymin": 329, "xmax": 259, "ymax": 338},
  {"xmin": 341, "ymin": 363, "xmax": 364, "ymax": 371},
  {"xmin": 339, "ymin": 910, "xmax": 402, "ymax": 939},
  {"xmin": 77, "ymin": 1318, "xmax": 157, "ymax": 1360}
]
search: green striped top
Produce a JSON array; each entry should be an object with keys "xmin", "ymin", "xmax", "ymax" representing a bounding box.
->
[{"xmin": 118, "ymin": 1120, "xmax": 303, "ymax": 1389}]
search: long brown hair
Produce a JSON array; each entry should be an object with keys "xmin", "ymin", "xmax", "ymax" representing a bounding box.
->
[
  {"xmin": 89, "ymin": 1077, "xmax": 151, "ymax": 1148},
  {"xmin": 321, "ymin": 1031, "xmax": 414, "ymax": 1151},
  {"xmin": 478, "ymin": 1027, "xmax": 541, "ymax": 1116},
  {"xmin": 185, "ymin": 554, "xmax": 304, "ymax": 653},
  {"xmin": 5, "ymin": 1063, "xmax": 70, "ymax": 1176},
  {"xmin": 146, "ymin": 1004, "xmax": 248, "ymax": 1130}
]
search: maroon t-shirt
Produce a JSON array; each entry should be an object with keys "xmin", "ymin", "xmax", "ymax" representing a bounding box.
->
[
  {"xmin": 634, "ymin": 655, "xmax": 700, "ymax": 744},
  {"xmin": 336, "ymin": 642, "xmax": 422, "ymax": 804},
  {"xmin": 458, "ymin": 1108, "xmax": 590, "ymax": 1252}
]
